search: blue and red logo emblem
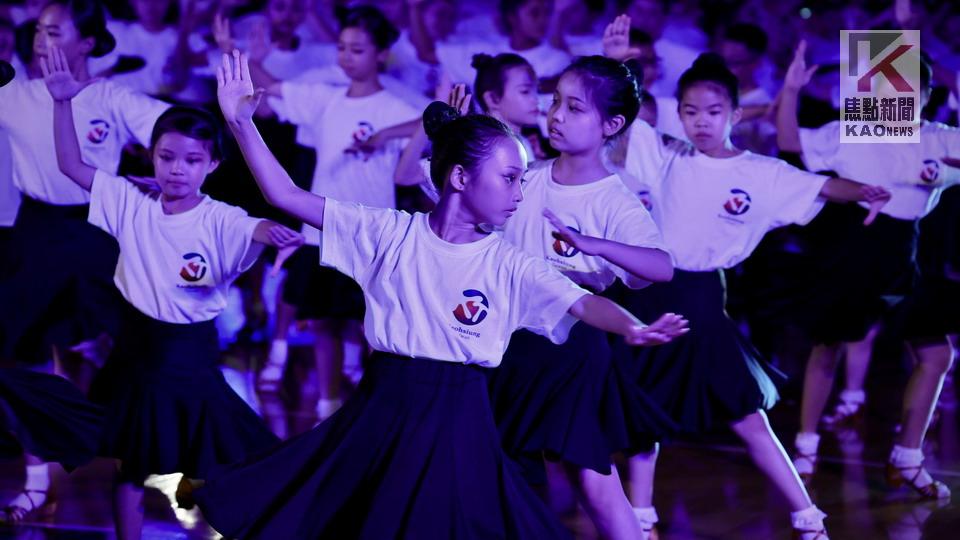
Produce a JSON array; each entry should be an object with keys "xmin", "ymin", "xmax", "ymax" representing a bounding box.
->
[
  {"xmin": 723, "ymin": 189, "xmax": 752, "ymax": 216},
  {"xmin": 179, "ymin": 252, "xmax": 208, "ymax": 282},
  {"xmin": 86, "ymin": 119, "xmax": 110, "ymax": 144},
  {"xmin": 920, "ymin": 159, "xmax": 940, "ymax": 183},
  {"xmin": 453, "ymin": 289, "xmax": 489, "ymax": 326},
  {"xmin": 552, "ymin": 226, "xmax": 581, "ymax": 257}
]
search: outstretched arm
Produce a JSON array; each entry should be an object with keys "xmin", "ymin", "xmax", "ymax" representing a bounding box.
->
[
  {"xmin": 41, "ymin": 47, "xmax": 96, "ymax": 190},
  {"xmin": 218, "ymin": 50, "xmax": 326, "ymax": 230},
  {"xmin": 252, "ymin": 220, "xmax": 306, "ymax": 275},
  {"xmin": 819, "ymin": 178, "xmax": 891, "ymax": 225},
  {"xmin": 569, "ymin": 294, "xmax": 688, "ymax": 346}
]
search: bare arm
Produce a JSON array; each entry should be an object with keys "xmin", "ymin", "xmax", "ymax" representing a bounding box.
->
[
  {"xmin": 394, "ymin": 121, "xmax": 430, "ymax": 186},
  {"xmin": 777, "ymin": 41, "xmax": 818, "ymax": 153},
  {"xmin": 819, "ymin": 177, "xmax": 892, "ymax": 225},
  {"xmin": 544, "ymin": 209, "xmax": 674, "ymax": 283},
  {"xmin": 219, "ymin": 50, "xmax": 326, "ymax": 230},
  {"xmin": 569, "ymin": 294, "xmax": 687, "ymax": 345}
]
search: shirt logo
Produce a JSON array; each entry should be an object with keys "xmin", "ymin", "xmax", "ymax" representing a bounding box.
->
[
  {"xmin": 179, "ymin": 252, "xmax": 208, "ymax": 282},
  {"xmin": 920, "ymin": 159, "xmax": 940, "ymax": 183},
  {"xmin": 637, "ymin": 190, "xmax": 653, "ymax": 211},
  {"xmin": 552, "ymin": 226, "xmax": 581, "ymax": 258},
  {"xmin": 453, "ymin": 289, "xmax": 489, "ymax": 326},
  {"xmin": 352, "ymin": 121, "xmax": 374, "ymax": 143},
  {"xmin": 723, "ymin": 189, "xmax": 752, "ymax": 216},
  {"xmin": 86, "ymin": 119, "xmax": 110, "ymax": 144}
]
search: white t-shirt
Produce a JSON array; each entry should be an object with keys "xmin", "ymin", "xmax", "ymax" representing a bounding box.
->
[
  {"xmin": 272, "ymin": 82, "xmax": 420, "ymax": 245},
  {"xmin": 502, "ymin": 159, "xmax": 665, "ymax": 291},
  {"xmin": 89, "ymin": 21, "xmax": 209, "ymax": 99},
  {"xmin": 799, "ymin": 121, "xmax": 960, "ymax": 220},
  {"xmin": 626, "ymin": 120, "xmax": 828, "ymax": 271},
  {"xmin": 0, "ymin": 131, "xmax": 19, "ymax": 227},
  {"xmin": 320, "ymin": 199, "xmax": 589, "ymax": 366},
  {"xmin": 88, "ymin": 170, "xmax": 264, "ymax": 323},
  {"xmin": 0, "ymin": 77, "xmax": 169, "ymax": 205}
]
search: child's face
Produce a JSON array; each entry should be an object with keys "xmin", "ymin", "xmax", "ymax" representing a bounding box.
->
[
  {"xmin": 626, "ymin": 0, "xmax": 665, "ymax": 38},
  {"xmin": 719, "ymin": 40, "xmax": 759, "ymax": 88},
  {"xmin": 422, "ymin": 0, "xmax": 456, "ymax": 41},
  {"xmin": 679, "ymin": 84, "xmax": 741, "ymax": 154},
  {"xmin": 547, "ymin": 73, "xmax": 612, "ymax": 155},
  {"xmin": 495, "ymin": 66, "xmax": 540, "ymax": 128},
  {"xmin": 508, "ymin": 0, "xmax": 552, "ymax": 44},
  {"xmin": 337, "ymin": 27, "xmax": 386, "ymax": 81},
  {"xmin": 152, "ymin": 133, "xmax": 219, "ymax": 201},
  {"xmin": 267, "ymin": 0, "xmax": 307, "ymax": 40},
  {"xmin": 34, "ymin": 4, "xmax": 93, "ymax": 65},
  {"xmin": 458, "ymin": 138, "xmax": 527, "ymax": 228},
  {"xmin": 133, "ymin": 0, "xmax": 172, "ymax": 28}
]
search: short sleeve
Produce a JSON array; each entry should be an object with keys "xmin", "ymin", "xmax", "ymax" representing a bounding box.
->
[
  {"xmin": 769, "ymin": 161, "xmax": 829, "ymax": 228},
  {"xmin": 516, "ymin": 256, "xmax": 590, "ymax": 343},
  {"xmin": 271, "ymin": 81, "xmax": 338, "ymax": 126},
  {"xmin": 214, "ymin": 203, "xmax": 265, "ymax": 277},
  {"xmin": 625, "ymin": 120, "xmax": 670, "ymax": 192},
  {"xmin": 88, "ymin": 169, "xmax": 145, "ymax": 237},
  {"xmin": 110, "ymin": 84, "xmax": 171, "ymax": 147},
  {"xmin": 798, "ymin": 121, "xmax": 841, "ymax": 173},
  {"xmin": 319, "ymin": 199, "xmax": 407, "ymax": 283}
]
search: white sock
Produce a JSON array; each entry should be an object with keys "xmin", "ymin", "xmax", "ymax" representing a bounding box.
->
[
  {"xmin": 889, "ymin": 444, "xmax": 933, "ymax": 486},
  {"xmin": 791, "ymin": 505, "xmax": 827, "ymax": 531},
  {"xmin": 342, "ymin": 339, "xmax": 363, "ymax": 385},
  {"xmin": 10, "ymin": 464, "xmax": 50, "ymax": 510},
  {"xmin": 633, "ymin": 506, "xmax": 659, "ymax": 540},
  {"xmin": 839, "ymin": 389, "xmax": 866, "ymax": 405},
  {"xmin": 794, "ymin": 432, "xmax": 820, "ymax": 474}
]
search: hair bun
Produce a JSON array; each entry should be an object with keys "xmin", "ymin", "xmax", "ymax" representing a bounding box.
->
[
  {"xmin": 471, "ymin": 53, "xmax": 494, "ymax": 70},
  {"xmin": 691, "ymin": 52, "xmax": 729, "ymax": 71},
  {"xmin": 423, "ymin": 101, "xmax": 460, "ymax": 141},
  {"xmin": 0, "ymin": 60, "xmax": 15, "ymax": 88}
]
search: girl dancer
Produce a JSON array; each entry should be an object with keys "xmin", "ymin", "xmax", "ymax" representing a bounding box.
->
[
  {"xmin": 618, "ymin": 52, "xmax": 892, "ymax": 540},
  {"xmin": 42, "ymin": 47, "xmax": 300, "ymax": 540},
  {"xmin": 488, "ymin": 55, "xmax": 677, "ymax": 540},
  {"xmin": 180, "ymin": 50, "xmax": 687, "ymax": 539}
]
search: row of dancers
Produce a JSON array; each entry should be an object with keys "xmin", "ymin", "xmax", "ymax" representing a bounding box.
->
[{"xmin": 1, "ymin": 2, "xmax": 958, "ymax": 540}]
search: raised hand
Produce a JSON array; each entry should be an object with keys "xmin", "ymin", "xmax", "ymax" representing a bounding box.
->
[
  {"xmin": 248, "ymin": 18, "xmax": 274, "ymax": 63},
  {"xmin": 447, "ymin": 83, "xmax": 472, "ymax": 115},
  {"xmin": 216, "ymin": 50, "xmax": 264, "ymax": 125},
  {"xmin": 543, "ymin": 208, "xmax": 600, "ymax": 256},
  {"xmin": 39, "ymin": 47, "xmax": 96, "ymax": 101},
  {"xmin": 624, "ymin": 313, "xmax": 689, "ymax": 346},
  {"xmin": 860, "ymin": 185, "xmax": 892, "ymax": 226},
  {"xmin": 267, "ymin": 224, "xmax": 305, "ymax": 277},
  {"xmin": 602, "ymin": 14, "xmax": 632, "ymax": 61},
  {"xmin": 212, "ymin": 12, "xmax": 234, "ymax": 54},
  {"xmin": 784, "ymin": 40, "xmax": 819, "ymax": 91}
]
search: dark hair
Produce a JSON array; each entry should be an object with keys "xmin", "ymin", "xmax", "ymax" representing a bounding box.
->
[
  {"xmin": 150, "ymin": 106, "xmax": 224, "ymax": 161},
  {"xmin": 45, "ymin": 0, "xmax": 116, "ymax": 58},
  {"xmin": 919, "ymin": 51, "xmax": 932, "ymax": 92},
  {"xmin": 471, "ymin": 53, "xmax": 535, "ymax": 112},
  {"xmin": 336, "ymin": 5, "xmax": 399, "ymax": 51},
  {"xmin": 423, "ymin": 102, "xmax": 520, "ymax": 189},
  {"xmin": 724, "ymin": 23, "xmax": 768, "ymax": 56},
  {"xmin": 0, "ymin": 16, "xmax": 13, "ymax": 33},
  {"xmin": 677, "ymin": 53, "xmax": 740, "ymax": 108},
  {"xmin": 559, "ymin": 55, "xmax": 640, "ymax": 137}
]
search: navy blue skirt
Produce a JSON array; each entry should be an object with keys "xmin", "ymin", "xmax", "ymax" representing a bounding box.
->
[
  {"xmin": 194, "ymin": 352, "xmax": 571, "ymax": 540},
  {"xmin": 613, "ymin": 270, "xmax": 784, "ymax": 433},
  {"xmin": 0, "ymin": 196, "xmax": 121, "ymax": 364},
  {"xmin": 487, "ymin": 323, "xmax": 674, "ymax": 484},
  {"xmin": 0, "ymin": 367, "xmax": 103, "ymax": 470},
  {"xmin": 791, "ymin": 204, "xmax": 918, "ymax": 345},
  {"xmin": 89, "ymin": 305, "xmax": 278, "ymax": 481}
]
